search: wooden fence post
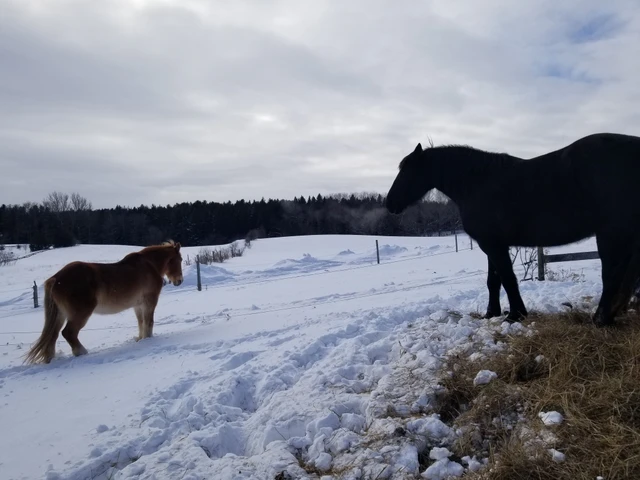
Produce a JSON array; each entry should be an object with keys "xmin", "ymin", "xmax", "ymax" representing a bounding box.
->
[
  {"xmin": 537, "ymin": 246, "xmax": 545, "ymax": 281},
  {"xmin": 375, "ymin": 240, "xmax": 380, "ymax": 264},
  {"xmin": 33, "ymin": 281, "xmax": 38, "ymax": 308},
  {"xmin": 470, "ymin": 237, "xmax": 473, "ymax": 250},
  {"xmin": 454, "ymin": 232, "xmax": 458, "ymax": 252},
  {"xmin": 196, "ymin": 255, "xmax": 202, "ymax": 291}
]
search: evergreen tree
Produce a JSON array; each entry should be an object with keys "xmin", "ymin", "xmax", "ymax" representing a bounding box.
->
[{"xmin": 0, "ymin": 192, "xmax": 462, "ymax": 250}]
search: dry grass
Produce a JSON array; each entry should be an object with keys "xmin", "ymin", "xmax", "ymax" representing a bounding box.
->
[{"xmin": 435, "ymin": 309, "xmax": 640, "ymax": 480}]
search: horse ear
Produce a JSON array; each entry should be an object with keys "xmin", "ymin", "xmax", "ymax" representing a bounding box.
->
[
  {"xmin": 175, "ymin": 242, "xmax": 181, "ymax": 251},
  {"xmin": 414, "ymin": 143, "xmax": 422, "ymax": 153}
]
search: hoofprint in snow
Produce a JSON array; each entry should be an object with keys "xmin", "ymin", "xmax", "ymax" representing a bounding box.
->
[{"xmin": 0, "ymin": 234, "xmax": 601, "ymax": 479}]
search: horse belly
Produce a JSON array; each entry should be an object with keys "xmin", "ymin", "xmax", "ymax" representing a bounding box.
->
[{"xmin": 94, "ymin": 291, "xmax": 141, "ymax": 315}]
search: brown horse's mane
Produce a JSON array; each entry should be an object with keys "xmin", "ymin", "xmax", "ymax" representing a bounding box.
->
[
  {"xmin": 139, "ymin": 240, "xmax": 180, "ymax": 253},
  {"xmin": 119, "ymin": 240, "xmax": 181, "ymax": 266}
]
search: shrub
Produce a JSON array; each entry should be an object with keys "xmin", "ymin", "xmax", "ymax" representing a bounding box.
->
[
  {"xmin": 196, "ymin": 241, "xmax": 245, "ymax": 265},
  {"xmin": 0, "ymin": 250, "xmax": 15, "ymax": 266}
]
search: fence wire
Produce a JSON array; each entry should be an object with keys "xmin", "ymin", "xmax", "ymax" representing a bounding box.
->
[{"xmin": 0, "ymin": 243, "xmax": 479, "ymax": 333}]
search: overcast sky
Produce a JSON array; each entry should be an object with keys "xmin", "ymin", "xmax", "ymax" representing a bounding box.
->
[{"xmin": 2, "ymin": 0, "xmax": 639, "ymax": 209}]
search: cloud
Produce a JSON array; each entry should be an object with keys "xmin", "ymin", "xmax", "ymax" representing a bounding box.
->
[{"xmin": 1, "ymin": 0, "xmax": 639, "ymax": 208}]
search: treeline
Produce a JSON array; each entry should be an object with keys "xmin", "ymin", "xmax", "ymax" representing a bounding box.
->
[{"xmin": 0, "ymin": 191, "xmax": 462, "ymax": 251}]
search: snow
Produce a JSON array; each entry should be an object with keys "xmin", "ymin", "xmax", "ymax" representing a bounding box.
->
[
  {"xmin": 538, "ymin": 411, "xmax": 564, "ymax": 426},
  {"xmin": 422, "ymin": 448, "xmax": 464, "ymax": 479},
  {"xmin": 0, "ymin": 234, "xmax": 602, "ymax": 479},
  {"xmin": 473, "ymin": 369, "xmax": 498, "ymax": 386},
  {"xmin": 549, "ymin": 448, "xmax": 566, "ymax": 463},
  {"xmin": 461, "ymin": 455, "xmax": 484, "ymax": 472}
]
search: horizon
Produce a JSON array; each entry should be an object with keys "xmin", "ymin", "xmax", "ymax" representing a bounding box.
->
[{"xmin": 2, "ymin": 0, "xmax": 640, "ymax": 209}]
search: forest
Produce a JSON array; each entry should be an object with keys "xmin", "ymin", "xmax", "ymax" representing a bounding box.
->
[{"xmin": 0, "ymin": 191, "xmax": 462, "ymax": 252}]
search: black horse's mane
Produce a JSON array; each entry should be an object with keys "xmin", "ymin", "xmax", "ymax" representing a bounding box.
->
[{"xmin": 399, "ymin": 142, "xmax": 518, "ymax": 174}]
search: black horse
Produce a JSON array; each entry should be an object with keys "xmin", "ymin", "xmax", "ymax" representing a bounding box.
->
[{"xmin": 385, "ymin": 132, "xmax": 640, "ymax": 327}]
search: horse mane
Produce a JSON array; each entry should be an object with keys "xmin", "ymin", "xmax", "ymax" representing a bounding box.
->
[
  {"xmin": 399, "ymin": 141, "xmax": 519, "ymax": 175},
  {"xmin": 139, "ymin": 240, "xmax": 180, "ymax": 254}
]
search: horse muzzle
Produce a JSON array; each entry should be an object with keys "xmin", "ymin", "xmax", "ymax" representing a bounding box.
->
[
  {"xmin": 385, "ymin": 199, "xmax": 403, "ymax": 215},
  {"xmin": 172, "ymin": 277, "xmax": 183, "ymax": 286}
]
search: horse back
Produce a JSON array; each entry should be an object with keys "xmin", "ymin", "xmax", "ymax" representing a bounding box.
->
[
  {"xmin": 49, "ymin": 257, "xmax": 163, "ymax": 315},
  {"xmin": 460, "ymin": 133, "xmax": 640, "ymax": 246}
]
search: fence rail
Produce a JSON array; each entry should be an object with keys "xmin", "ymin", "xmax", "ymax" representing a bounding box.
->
[{"xmin": 537, "ymin": 246, "xmax": 599, "ymax": 281}]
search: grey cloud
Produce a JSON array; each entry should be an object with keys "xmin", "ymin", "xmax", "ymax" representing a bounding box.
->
[{"xmin": 1, "ymin": 0, "xmax": 640, "ymax": 208}]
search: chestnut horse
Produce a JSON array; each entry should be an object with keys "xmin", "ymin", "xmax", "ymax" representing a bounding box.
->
[{"xmin": 24, "ymin": 241, "xmax": 184, "ymax": 364}]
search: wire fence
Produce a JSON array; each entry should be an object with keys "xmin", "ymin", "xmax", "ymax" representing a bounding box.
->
[
  {"xmin": 0, "ymin": 236, "xmax": 479, "ymax": 332},
  {"xmin": 0, "ymin": 268, "xmax": 486, "ymax": 340}
]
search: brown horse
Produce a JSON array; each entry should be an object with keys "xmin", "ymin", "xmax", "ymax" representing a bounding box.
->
[{"xmin": 24, "ymin": 241, "xmax": 184, "ymax": 364}]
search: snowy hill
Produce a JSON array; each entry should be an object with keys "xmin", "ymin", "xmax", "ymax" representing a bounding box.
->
[{"xmin": 0, "ymin": 234, "xmax": 601, "ymax": 479}]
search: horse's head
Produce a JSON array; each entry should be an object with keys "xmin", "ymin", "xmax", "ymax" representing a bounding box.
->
[
  {"xmin": 385, "ymin": 142, "xmax": 433, "ymax": 214},
  {"xmin": 164, "ymin": 241, "xmax": 184, "ymax": 286}
]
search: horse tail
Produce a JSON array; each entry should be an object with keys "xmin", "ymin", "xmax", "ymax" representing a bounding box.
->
[{"xmin": 24, "ymin": 278, "xmax": 64, "ymax": 365}]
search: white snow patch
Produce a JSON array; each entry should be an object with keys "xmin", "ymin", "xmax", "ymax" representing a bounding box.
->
[
  {"xmin": 422, "ymin": 447, "xmax": 464, "ymax": 479},
  {"xmin": 549, "ymin": 448, "xmax": 566, "ymax": 462},
  {"xmin": 538, "ymin": 411, "xmax": 564, "ymax": 426},
  {"xmin": 473, "ymin": 369, "xmax": 498, "ymax": 386}
]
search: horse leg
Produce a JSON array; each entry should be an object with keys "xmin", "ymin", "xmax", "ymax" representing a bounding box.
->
[
  {"xmin": 592, "ymin": 234, "xmax": 635, "ymax": 327},
  {"xmin": 612, "ymin": 265, "xmax": 640, "ymax": 317},
  {"xmin": 607, "ymin": 244, "xmax": 640, "ymax": 322},
  {"xmin": 140, "ymin": 294, "xmax": 159, "ymax": 339},
  {"xmin": 480, "ymin": 244, "xmax": 527, "ymax": 322},
  {"xmin": 44, "ymin": 315, "xmax": 65, "ymax": 364},
  {"xmin": 39, "ymin": 309, "xmax": 65, "ymax": 364},
  {"xmin": 484, "ymin": 257, "xmax": 503, "ymax": 318},
  {"xmin": 134, "ymin": 306, "xmax": 144, "ymax": 341},
  {"xmin": 61, "ymin": 309, "xmax": 93, "ymax": 357},
  {"xmin": 594, "ymin": 258, "xmax": 630, "ymax": 326},
  {"xmin": 628, "ymin": 277, "xmax": 640, "ymax": 311}
]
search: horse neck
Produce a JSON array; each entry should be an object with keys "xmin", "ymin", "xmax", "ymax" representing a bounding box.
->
[
  {"xmin": 139, "ymin": 247, "xmax": 172, "ymax": 275},
  {"xmin": 429, "ymin": 147, "xmax": 518, "ymax": 203}
]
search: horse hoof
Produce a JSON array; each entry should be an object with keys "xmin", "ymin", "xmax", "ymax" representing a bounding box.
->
[
  {"xmin": 593, "ymin": 317, "xmax": 614, "ymax": 328},
  {"xmin": 592, "ymin": 310, "xmax": 615, "ymax": 328}
]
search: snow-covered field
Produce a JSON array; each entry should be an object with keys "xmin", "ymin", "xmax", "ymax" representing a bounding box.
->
[{"xmin": 0, "ymin": 234, "xmax": 602, "ymax": 480}]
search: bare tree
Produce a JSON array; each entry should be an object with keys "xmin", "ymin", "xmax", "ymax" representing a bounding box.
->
[
  {"xmin": 42, "ymin": 191, "xmax": 70, "ymax": 212},
  {"xmin": 70, "ymin": 192, "xmax": 92, "ymax": 211},
  {"xmin": 510, "ymin": 246, "xmax": 538, "ymax": 281}
]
